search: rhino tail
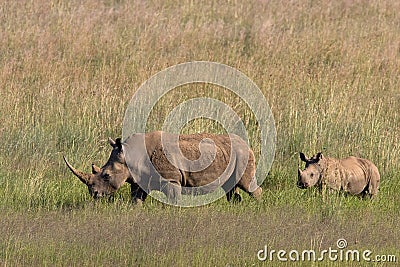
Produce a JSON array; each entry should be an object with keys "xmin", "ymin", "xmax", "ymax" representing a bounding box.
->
[{"xmin": 368, "ymin": 164, "xmax": 380, "ymax": 197}]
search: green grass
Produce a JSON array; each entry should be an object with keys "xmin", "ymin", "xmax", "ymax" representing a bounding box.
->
[{"xmin": 0, "ymin": 0, "xmax": 399, "ymax": 266}]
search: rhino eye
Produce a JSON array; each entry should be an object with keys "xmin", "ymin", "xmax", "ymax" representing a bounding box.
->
[{"xmin": 310, "ymin": 173, "xmax": 314, "ymax": 178}]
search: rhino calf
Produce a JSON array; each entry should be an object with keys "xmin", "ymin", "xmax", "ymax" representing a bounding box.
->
[
  {"xmin": 297, "ymin": 152, "xmax": 380, "ymax": 197},
  {"xmin": 64, "ymin": 131, "xmax": 262, "ymax": 205}
]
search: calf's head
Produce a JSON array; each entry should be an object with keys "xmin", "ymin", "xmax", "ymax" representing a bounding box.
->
[
  {"xmin": 64, "ymin": 138, "xmax": 131, "ymax": 198},
  {"xmin": 297, "ymin": 152, "xmax": 325, "ymax": 189}
]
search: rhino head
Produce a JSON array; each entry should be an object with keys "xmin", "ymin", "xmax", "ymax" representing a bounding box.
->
[
  {"xmin": 297, "ymin": 152, "xmax": 326, "ymax": 189},
  {"xmin": 64, "ymin": 138, "xmax": 131, "ymax": 198}
]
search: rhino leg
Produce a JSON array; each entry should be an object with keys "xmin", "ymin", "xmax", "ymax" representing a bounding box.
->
[
  {"xmin": 367, "ymin": 169, "xmax": 380, "ymax": 198},
  {"xmin": 160, "ymin": 181, "xmax": 182, "ymax": 205},
  {"xmin": 249, "ymin": 187, "xmax": 262, "ymax": 201},
  {"xmin": 225, "ymin": 187, "xmax": 242, "ymax": 203},
  {"xmin": 222, "ymin": 177, "xmax": 242, "ymax": 203},
  {"xmin": 235, "ymin": 177, "xmax": 263, "ymax": 201},
  {"xmin": 320, "ymin": 183, "xmax": 332, "ymax": 201},
  {"xmin": 131, "ymin": 183, "xmax": 148, "ymax": 205}
]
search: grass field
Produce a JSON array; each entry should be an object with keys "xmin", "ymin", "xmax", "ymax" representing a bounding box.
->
[{"xmin": 0, "ymin": 0, "xmax": 399, "ymax": 266}]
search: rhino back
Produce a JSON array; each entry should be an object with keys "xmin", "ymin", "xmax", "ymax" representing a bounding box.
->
[
  {"xmin": 150, "ymin": 133, "xmax": 234, "ymax": 187},
  {"xmin": 124, "ymin": 131, "xmax": 253, "ymax": 194},
  {"xmin": 333, "ymin": 156, "xmax": 371, "ymax": 194}
]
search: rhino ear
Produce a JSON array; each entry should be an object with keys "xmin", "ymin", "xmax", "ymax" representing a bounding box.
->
[
  {"xmin": 109, "ymin": 137, "xmax": 116, "ymax": 147},
  {"xmin": 115, "ymin": 138, "xmax": 122, "ymax": 150},
  {"xmin": 109, "ymin": 137, "xmax": 122, "ymax": 150},
  {"xmin": 316, "ymin": 152, "xmax": 323, "ymax": 160},
  {"xmin": 92, "ymin": 164, "xmax": 101, "ymax": 174},
  {"xmin": 299, "ymin": 152, "xmax": 308, "ymax": 162}
]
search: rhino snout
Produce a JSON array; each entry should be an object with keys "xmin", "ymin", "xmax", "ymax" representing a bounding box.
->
[
  {"xmin": 297, "ymin": 180, "xmax": 309, "ymax": 189},
  {"xmin": 297, "ymin": 169, "xmax": 308, "ymax": 188}
]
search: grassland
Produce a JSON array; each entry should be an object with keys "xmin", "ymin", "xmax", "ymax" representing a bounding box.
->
[{"xmin": 0, "ymin": 0, "xmax": 399, "ymax": 266}]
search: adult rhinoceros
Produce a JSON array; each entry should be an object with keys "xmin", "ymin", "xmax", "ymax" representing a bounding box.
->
[{"xmin": 64, "ymin": 131, "xmax": 262, "ymax": 205}]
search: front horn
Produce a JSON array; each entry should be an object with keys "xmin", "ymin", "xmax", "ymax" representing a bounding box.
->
[{"xmin": 63, "ymin": 156, "xmax": 91, "ymax": 185}]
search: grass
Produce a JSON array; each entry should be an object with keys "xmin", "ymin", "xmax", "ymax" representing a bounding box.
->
[{"xmin": 0, "ymin": 0, "xmax": 399, "ymax": 266}]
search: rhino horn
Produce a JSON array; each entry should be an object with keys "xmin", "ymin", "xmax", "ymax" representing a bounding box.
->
[
  {"xmin": 63, "ymin": 156, "xmax": 91, "ymax": 185},
  {"xmin": 298, "ymin": 168, "xmax": 303, "ymax": 176}
]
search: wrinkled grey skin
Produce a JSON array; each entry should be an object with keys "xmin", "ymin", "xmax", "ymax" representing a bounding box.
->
[
  {"xmin": 64, "ymin": 131, "xmax": 262, "ymax": 204},
  {"xmin": 64, "ymin": 138, "xmax": 131, "ymax": 199},
  {"xmin": 297, "ymin": 152, "xmax": 380, "ymax": 197}
]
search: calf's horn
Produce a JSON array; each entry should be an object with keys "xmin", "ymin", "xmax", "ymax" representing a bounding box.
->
[{"xmin": 298, "ymin": 169, "xmax": 303, "ymax": 176}]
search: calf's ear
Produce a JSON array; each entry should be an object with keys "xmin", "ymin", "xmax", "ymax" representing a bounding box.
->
[{"xmin": 299, "ymin": 152, "xmax": 308, "ymax": 162}]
